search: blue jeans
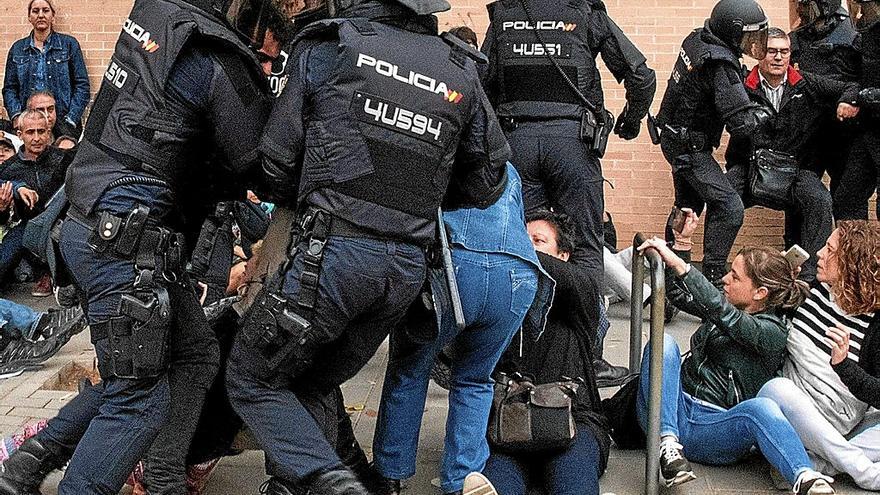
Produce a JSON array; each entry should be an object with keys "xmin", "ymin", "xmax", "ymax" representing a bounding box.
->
[
  {"xmin": 483, "ymin": 425, "xmax": 602, "ymax": 495},
  {"xmin": 0, "ymin": 298, "xmax": 41, "ymax": 340},
  {"xmin": 0, "ymin": 223, "xmax": 26, "ymax": 284},
  {"xmin": 635, "ymin": 334, "xmax": 813, "ymax": 484},
  {"xmin": 373, "ymin": 249, "xmax": 538, "ymax": 493},
  {"xmin": 227, "ymin": 235, "xmax": 427, "ymax": 485}
]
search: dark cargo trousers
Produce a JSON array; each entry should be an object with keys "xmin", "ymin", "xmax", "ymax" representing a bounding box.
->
[
  {"xmin": 662, "ymin": 145, "xmax": 744, "ymax": 274},
  {"xmin": 35, "ymin": 217, "xmax": 219, "ymax": 495},
  {"xmin": 504, "ymin": 120, "xmax": 605, "ymax": 285},
  {"xmin": 226, "ymin": 235, "xmax": 426, "ymax": 485},
  {"xmin": 726, "ymin": 165, "xmax": 832, "ymax": 282}
]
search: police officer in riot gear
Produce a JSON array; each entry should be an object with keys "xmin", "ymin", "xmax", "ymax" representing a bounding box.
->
[
  {"xmin": 481, "ymin": 0, "xmax": 656, "ymax": 287},
  {"xmin": 784, "ymin": 0, "xmax": 860, "ymax": 252},
  {"xmin": 655, "ymin": 0, "xmax": 772, "ymax": 285},
  {"xmin": 791, "ymin": 0, "xmax": 860, "ymax": 189},
  {"xmin": 0, "ymin": 1, "xmax": 287, "ymax": 494},
  {"xmin": 223, "ymin": 0, "xmax": 509, "ymax": 492},
  {"xmin": 834, "ymin": 0, "xmax": 880, "ymax": 220}
]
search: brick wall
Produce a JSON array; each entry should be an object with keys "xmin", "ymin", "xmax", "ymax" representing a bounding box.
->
[{"xmin": 1, "ymin": 0, "xmax": 873, "ymax": 259}]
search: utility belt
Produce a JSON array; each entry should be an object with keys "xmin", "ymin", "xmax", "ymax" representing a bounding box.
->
[
  {"xmin": 72, "ymin": 205, "xmax": 184, "ymax": 380},
  {"xmin": 500, "ymin": 109, "xmax": 614, "ymax": 157},
  {"xmin": 657, "ymin": 124, "xmax": 708, "ymax": 153}
]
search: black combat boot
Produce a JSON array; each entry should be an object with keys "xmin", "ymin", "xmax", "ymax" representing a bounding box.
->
[
  {"xmin": 307, "ymin": 469, "xmax": 370, "ymax": 495},
  {"xmin": 0, "ymin": 438, "xmax": 64, "ymax": 495},
  {"xmin": 260, "ymin": 477, "xmax": 305, "ymax": 495}
]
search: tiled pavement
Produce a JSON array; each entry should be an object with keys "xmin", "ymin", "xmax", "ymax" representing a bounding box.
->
[{"xmin": 0, "ymin": 285, "xmax": 872, "ymax": 494}]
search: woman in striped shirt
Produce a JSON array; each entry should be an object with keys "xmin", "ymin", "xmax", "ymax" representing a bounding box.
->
[{"xmin": 759, "ymin": 220, "xmax": 880, "ymax": 491}]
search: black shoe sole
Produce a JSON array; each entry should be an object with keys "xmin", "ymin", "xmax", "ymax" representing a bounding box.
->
[{"xmin": 596, "ymin": 373, "xmax": 633, "ymax": 388}]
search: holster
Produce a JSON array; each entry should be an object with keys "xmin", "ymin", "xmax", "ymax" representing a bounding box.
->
[
  {"xmin": 91, "ymin": 286, "xmax": 172, "ymax": 379},
  {"xmin": 238, "ymin": 208, "xmax": 330, "ymax": 379},
  {"xmin": 580, "ymin": 109, "xmax": 614, "ymax": 157},
  {"xmin": 240, "ymin": 291, "xmax": 315, "ymax": 375},
  {"xmin": 83, "ymin": 205, "xmax": 185, "ymax": 380},
  {"xmin": 662, "ymin": 125, "xmax": 707, "ymax": 153}
]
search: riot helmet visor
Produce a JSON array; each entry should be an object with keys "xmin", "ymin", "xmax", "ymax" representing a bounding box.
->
[
  {"xmin": 740, "ymin": 23, "xmax": 769, "ymax": 59},
  {"xmin": 848, "ymin": 0, "xmax": 880, "ymax": 30}
]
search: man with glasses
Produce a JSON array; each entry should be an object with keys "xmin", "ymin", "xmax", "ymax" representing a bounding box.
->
[{"xmin": 724, "ymin": 27, "xmax": 859, "ymax": 281}]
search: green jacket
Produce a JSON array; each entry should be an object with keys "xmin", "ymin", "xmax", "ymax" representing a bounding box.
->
[{"xmin": 673, "ymin": 268, "xmax": 789, "ymax": 409}]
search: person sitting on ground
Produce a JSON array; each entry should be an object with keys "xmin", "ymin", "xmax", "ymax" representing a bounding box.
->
[
  {"xmin": 757, "ymin": 221, "xmax": 880, "ymax": 491},
  {"xmin": 602, "ymin": 211, "xmax": 651, "ymax": 307},
  {"xmin": 635, "ymin": 210, "xmax": 835, "ymax": 495},
  {"xmin": 0, "ymin": 298, "xmax": 86, "ymax": 378},
  {"xmin": 26, "ymin": 91, "xmax": 76, "ymax": 142},
  {"xmin": 0, "ymin": 136, "xmax": 16, "ymax": 164},
  {"xmin": 525, "ymin": 210, "xmax": 629, "ymax": 387},
  {"xmin": 481, "ymin": 208, "xmax": 610, "ymax": 495},
  {"xmin": 0, "ymin": 109, "xmax": 71, "ymax": 294}
]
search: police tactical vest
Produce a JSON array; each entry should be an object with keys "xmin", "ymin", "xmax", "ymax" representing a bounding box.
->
[
  {"xmin": 65, "ymin": 0, "xmax": 268, "ymax": 215},
  {"xmin": 294, "ymin": 18, "xmax": 478, "ymax": 244},
  {"xmin": 487, "ymin": 0, "xmax": 602, "ymax": 119},
  {"xmin": 791, "ymin": 18, "xmax": 859, "ymax": 80},
  {"xmin": 656, "ymin": 28, "xmax": 740, "ymax": 145}
]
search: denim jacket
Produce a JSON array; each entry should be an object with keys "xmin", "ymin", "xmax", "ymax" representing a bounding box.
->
[
  {"xmin": 3, "ymin": 31, "xmax": 90, "ymax": 123},
  {"xmin": 438, "ymin": 164, "xmax": 554, "ymax": 338}
]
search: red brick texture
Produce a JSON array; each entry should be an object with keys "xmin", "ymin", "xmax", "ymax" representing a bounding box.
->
[{"xmin": 1, "ymin": 0, "xmax": 874, "ymax": 259}]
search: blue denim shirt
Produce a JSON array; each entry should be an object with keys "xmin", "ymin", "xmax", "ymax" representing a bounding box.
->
[
  {"xmin": 439, "ymin": 164, "xmax": 554, "ymax": 338},
  {"xmin": 3, "ymin": 31, "xmax": 91, "ymax": 123}
]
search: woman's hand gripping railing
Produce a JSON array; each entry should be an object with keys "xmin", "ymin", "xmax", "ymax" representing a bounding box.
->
[{"xmin": 629, "ymin": 232, "xmax": 666, "ymax": 495}]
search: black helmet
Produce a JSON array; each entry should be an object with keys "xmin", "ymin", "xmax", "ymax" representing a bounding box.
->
[
  {"xmin": 708, "ymin": 0, "xmax": 770, "ymax": 59},
  {"xmin": 293, "ymin": 0, "xmax": 450, "ymax": 27},
  {"xmin": 795, "ymin": 0, "xmax": 841, "ymax": 27},
  {"xmin": 184, "ymin": 0, "xmax": 291, "ymax": 50},
  {"xmin": 847, "ymin": 0, "xmax": 880, "ymax": 30}
]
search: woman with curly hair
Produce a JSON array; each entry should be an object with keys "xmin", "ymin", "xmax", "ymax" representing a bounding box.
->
[{"xmin": 759, "ymin": 220, "xmax": 880, "ymax": 491}]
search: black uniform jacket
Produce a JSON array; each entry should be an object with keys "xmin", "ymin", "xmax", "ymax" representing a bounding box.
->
[{"xmin": 725, "ymin": 66, "xmax": 859, "ymax": 168}]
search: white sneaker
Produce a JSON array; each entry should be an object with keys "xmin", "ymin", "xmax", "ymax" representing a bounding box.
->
[
  {"xmin": 793, "ymin": 470, "xmax": 835, "ymax": 495},
  {"xmin": 659, "ymin": 437, "xmax": 697, "ymax": 487},
  {"xmin": 463, "ymin": 472, "xmax": 498, "ymax": 495}
]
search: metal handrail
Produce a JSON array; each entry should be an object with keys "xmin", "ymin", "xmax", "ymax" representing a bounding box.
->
[{"xmin": 629, "ymin": 232, "xmax": 666, "ymax": 495}]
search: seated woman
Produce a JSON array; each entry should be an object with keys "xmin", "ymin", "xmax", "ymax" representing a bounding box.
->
[
  {"xmin": 482, "ymin": 210, "xmax": 610, "ymax": 495},
  {"xmin": 758, "ymin": 220, "xmax": 880, "ymax": 491},
  {"xmin": 636, "ymin": 211, "xmax": 834, "ymax": 495}
]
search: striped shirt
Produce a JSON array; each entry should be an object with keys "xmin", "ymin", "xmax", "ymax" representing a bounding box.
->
[
  {"xmin": 759, "ymin": 71, "xmax": 787, "ymax": 111},
  {"xmin": 783, "ymin": 283, "xmax": 875, "ymax": 433},
  {"xmin": 792, "ymin": 283, "xmax": 874, "ymax": 364}
]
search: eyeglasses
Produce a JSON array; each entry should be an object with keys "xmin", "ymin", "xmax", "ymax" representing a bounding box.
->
[{"xmin": 767, "ymin": 48, "xmax": 791, "ymax": 57}]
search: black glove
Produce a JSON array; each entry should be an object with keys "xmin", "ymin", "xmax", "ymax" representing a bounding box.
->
[
  {"xmin": 613, "ymin": 105, "xmax": 641, "ymax": 140},
  {"xmin": 859, "ymin": 87, "xmax": 880, "ymax": 112}
]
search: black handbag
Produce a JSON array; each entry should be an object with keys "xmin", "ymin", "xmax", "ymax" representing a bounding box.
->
[
  {"xmin": 748, "ymin": 148, "xmax": 798, "ymax": 210},
  {"xmin": 487, "ymin": 373, "xmax": 579, "ymax": 452}
]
